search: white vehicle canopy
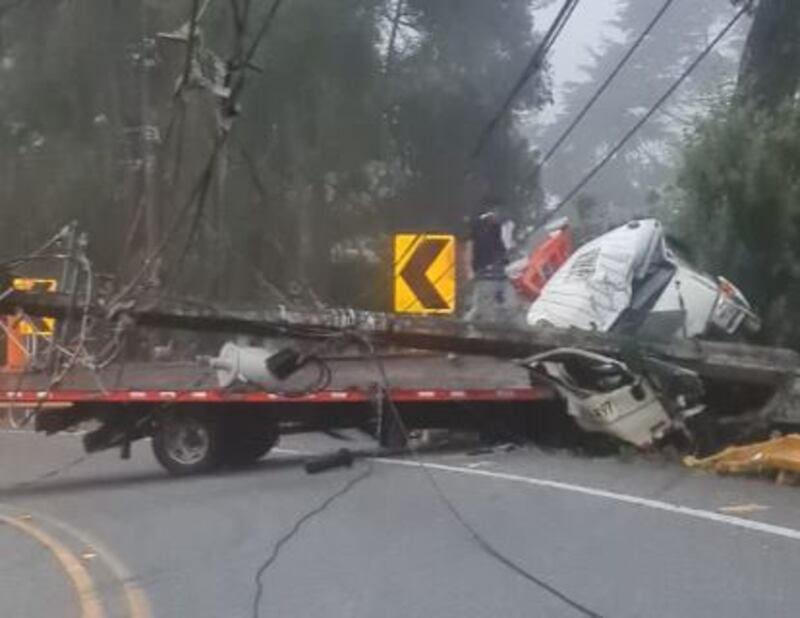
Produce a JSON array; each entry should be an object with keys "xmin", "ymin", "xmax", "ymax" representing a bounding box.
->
[{"xmin": 526, "ymin": 219, "xmax": 674, "ymax": 333}]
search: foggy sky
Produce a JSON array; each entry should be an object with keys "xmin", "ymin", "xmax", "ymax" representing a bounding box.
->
[{"xmin": 533, "ymin": 0, "xmax": 624, "ymax": 124}]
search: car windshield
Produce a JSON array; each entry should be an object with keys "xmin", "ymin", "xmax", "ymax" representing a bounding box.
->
[{"xmin": 1, "ymin": 2, "xmax": 799, "ymax": 617}]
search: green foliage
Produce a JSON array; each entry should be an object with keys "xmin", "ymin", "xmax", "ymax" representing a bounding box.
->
[
  {"xmin": 673, "ymin": 0, "xmax": 800, "ymax": 347},
  {"xmin": 733, "ymin": 0, "xmax": 800, "ymax": 109},
  {"xmin": 391, "ymin": 0, "xmax": 545, "ymax": 228},
  {"xmin": 0, "ymin": 0, "xmax": 548, "ymax": 308},
  {"xmin": 674, "ymin": 101, "xmax": 800, "ymax": 345}
]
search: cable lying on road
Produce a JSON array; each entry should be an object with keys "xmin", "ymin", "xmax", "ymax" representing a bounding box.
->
[
  {"xmin": 251, "ymin": 460, "xmax": 373, "ymax": 618},
  {"xmin": 350, "ymin": 332, "xmax": 605, "ymax": 618},
  {"xmin": 0, "ymin": 454, "xmax": 91, "ymax": 496},
  {"xmin": 244, "ymin": 328, "xmax": 604, "ymax": 617}
]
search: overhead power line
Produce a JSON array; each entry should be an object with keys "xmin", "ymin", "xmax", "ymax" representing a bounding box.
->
[
  {"xmin": 544, "ymin": 0, "xmax": 581, "ymax": 59},
  {"xmin": 541, "ymin": 0, "xmax": 678, "ymax": 165},
  {"xmin": 112, "ymin": 0, "xmax": 289, "ymax": 305},
  {"xmin": 470, "ymin": 0, "xmax": 581, "ymax": 159},
  {"xmin": 172, "ymin": 0, "xmax": 288, "ymax": 272},
  {"xmin": 544, "ymin": 2, "xmax": 749, "ymax": 223}
]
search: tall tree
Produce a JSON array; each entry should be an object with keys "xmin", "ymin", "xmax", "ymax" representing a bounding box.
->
[
  {"xmin": 208, "ymin": 0, "xmax": 550, "ymax": 304},
  {"xmin": 537, "ymin": 0, "xmax": 741, "ymax": 219},
  {"xmin": 735, "ymin": 0, "xmax": 800, "ymax": 109},
  {"xmin": 0, "ymin": 0, "xmax": 185, "ymax": 269},
  {"xmin": 390, "ymin": 0, "xmax": 546, "ymax": 230},
  {"xmin": 674, "ymin": 0, "xmax": 800, "ymax": 346},
  {"xmin": 0, "ymin": 1, "xmax": 551, "ymax": 311}
]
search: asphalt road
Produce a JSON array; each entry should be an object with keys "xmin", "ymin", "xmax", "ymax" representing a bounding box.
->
[{"xmin": 1, "ymin": 430, "xmax": 800, "ymax": 618}]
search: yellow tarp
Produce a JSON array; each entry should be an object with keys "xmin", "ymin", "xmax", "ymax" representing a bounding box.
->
[{"xmin": 684, "ymin": 434, "xmax": 800, "ymax": 476}]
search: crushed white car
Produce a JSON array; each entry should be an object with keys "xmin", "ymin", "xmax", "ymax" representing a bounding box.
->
[
  {"xmin": 522, "ymin": 219, "xmax": 760, "ymax": 448},
  {"xmin": 526, "ymin": 219, "xmax": 759, "ymax": 338}
]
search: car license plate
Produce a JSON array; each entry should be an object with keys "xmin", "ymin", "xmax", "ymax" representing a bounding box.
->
[{"xmin": 712, "ymin": 296, "xmax": 745, "ymax": 333}]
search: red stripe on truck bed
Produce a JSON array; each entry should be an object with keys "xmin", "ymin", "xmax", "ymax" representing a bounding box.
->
[{"xmin": 0, "ymin": 387, "xmax": 554, "ymax": 405}]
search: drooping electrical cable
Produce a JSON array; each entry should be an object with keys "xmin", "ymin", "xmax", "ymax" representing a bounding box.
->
[
  {"xmin": 470, "ymin": 0, "xmax": 581, "ymax": 160},
  {"xmin": 0, "ymin": 454, "xmax": 92, "ymax": 495},
  {"xmin": 0, "ymin": 228, "xmax": 135, "ymax": 435},
  {"xmin": 349, "ymin": 332, "xmax": 604, "ymax": 618},
  {"xmin": 541, "ymin": 2, "xmax": 749, "ymax": 224},
  {"xmin": 540, "ymin": 0, "xmax": 678, "ymax": 166},
  {"xmin": 112, "ymin": 0, "xmax": 290, "ymax": 306}
]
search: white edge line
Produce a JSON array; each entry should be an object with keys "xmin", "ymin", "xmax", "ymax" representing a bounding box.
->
[
  {"xmin": 376, "ymin": 458, "xmax": 800, "ymax": 542},
  {"xmin": 209, "ymin": 448, "xmax": 800, "ymax": 542},
  {"xmin": 1, "ymin": 429, "xmax": 86, "ymax": 437}
]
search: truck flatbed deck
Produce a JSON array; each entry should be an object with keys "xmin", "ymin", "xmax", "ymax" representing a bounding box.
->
[
  {"xmin": 0, "ymin": 353, "xmax": 557, "ymax": 474},
  {"xmin": 0, "ymin": 353, "xmax": 551, "ymax": 403}
]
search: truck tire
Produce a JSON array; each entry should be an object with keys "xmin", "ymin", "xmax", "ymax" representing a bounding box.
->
[
  {"xmin": 7, "ymin": 407, "xmax": 35, "ymax": 430},
  {"xmin": 152, "ymin": 413, "xmax": 224, "ymax": 475},
  {"xmin": 222, "ymin": 417, "xmax": 279, "ymax": 467}
]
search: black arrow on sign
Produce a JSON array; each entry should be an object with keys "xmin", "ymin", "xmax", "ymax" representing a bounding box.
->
[{"xmin": 400, "ymin": 238, "xmax": 450, "ymax": 310}]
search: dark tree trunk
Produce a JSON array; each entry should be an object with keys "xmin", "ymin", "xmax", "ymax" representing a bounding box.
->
[{"xmin": 736, "ymin": 0, "xmax": 800, "ymax": 108}]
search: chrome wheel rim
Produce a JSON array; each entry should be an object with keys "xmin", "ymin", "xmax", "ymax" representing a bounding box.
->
[{"xmin": 164, "ymin": 419, "xmax": 210, "ymax": 465}]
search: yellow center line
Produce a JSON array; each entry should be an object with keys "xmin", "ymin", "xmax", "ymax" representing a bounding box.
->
[
  {"xmin": 0, "ymin": 514, "xmax": 105, "ymax": 618},
  {"xmin": 124, "ymin": 585, "xmax": 153, "ymax": 618},
  {"xmin": 11, "ymin": 508, "xmax": 154, "ymax": 618}
]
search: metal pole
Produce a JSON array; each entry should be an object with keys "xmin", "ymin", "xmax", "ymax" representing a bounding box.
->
[
  {"xmin": 48, "ymin": 222, "xmax": 78, "ymax": 371},
  {"xmin": 140, "ymin": 0, "xmax": 159, "ymax": 258}
]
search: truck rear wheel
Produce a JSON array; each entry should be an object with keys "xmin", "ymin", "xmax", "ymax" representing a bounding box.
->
[
  {"xmin": 221, "ymin": 417, "xmax": 279, "ymax": 467},
  {"xmin": 152, "ymin": 413, "xmax": 224, "ymax": 475}
]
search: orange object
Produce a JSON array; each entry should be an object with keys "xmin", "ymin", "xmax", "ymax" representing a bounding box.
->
[
  {"xmin": 512, "ymin": 226, "xmax": 574, "ymax": 301},
  {"xmin": 684, "ymin": 434, "xmax": 800, "ymax": 476},
  {"xmin": 4, "ymin": 315, "xmax": 33, "ymax": 371},
  {"xmin": 2, "ymin": 278, "xmax": 57, "ymax": 371}
]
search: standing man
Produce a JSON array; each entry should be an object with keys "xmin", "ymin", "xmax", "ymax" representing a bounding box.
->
[{"xmin": 463, "ymin": 204, "xmax": 518, "ymax": 323}]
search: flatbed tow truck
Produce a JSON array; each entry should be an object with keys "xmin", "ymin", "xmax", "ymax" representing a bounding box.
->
[
  {"xmin": 1, "ymin": 288, "xmax": 800, "ymax": 475},
  {"xmin": 0, "ymin": 348, "xmax": 556, "ymax": 474},
  {"xmin": 4, "ymin": 216, "xmax": 800, "ymax": 475}
]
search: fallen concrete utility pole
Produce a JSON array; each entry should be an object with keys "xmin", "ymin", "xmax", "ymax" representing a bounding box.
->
[
  {"xmin": 3, "ymin": 290, "xmax": 799, "ymax": 388},
  {"xmin": 4, "ymin": 289, "xmax": 800, "ymax": 467}
]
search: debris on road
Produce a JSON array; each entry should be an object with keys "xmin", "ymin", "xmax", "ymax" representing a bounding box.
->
[
  {"xmin": 718, "ymin": 504, "xmax": 769, "ymax": 514},
  {"xmin": 80, "ymin": 549, "xmax": 98, "ymax": 561},
  {"xmin": 685, "ymin": 434, "xmax": 800, "ymax": 482},
  {"xmin": 304, "ymin": 449, "xmax": 355, "ymax": 474}
]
